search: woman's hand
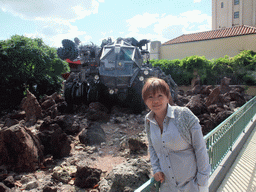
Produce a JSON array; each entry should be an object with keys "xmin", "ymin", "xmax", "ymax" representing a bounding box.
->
[{"xmin": 154, "ymin": 172, "xmax": 165, "ymax": 183}]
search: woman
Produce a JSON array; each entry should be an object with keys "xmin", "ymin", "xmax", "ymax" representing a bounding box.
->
[{"xmin": 142, "ymin": 77, "xmax": 210, "ymax": 192}]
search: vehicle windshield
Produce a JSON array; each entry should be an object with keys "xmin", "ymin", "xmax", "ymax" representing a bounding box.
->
[
  {"xmin": 101, "ymin": 47, "xmax": 113, "ymax": 59},
  {"xmin": 120, "ymin": 48, "xmax": 133, "ymax": 61}
]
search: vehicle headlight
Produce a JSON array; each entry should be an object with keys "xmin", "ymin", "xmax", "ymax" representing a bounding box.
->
[
  {"xmin": 144, "ymin": 70, "xmax": 149, "ymax": 75},
  {"xmin": 94, "ymin": 75, "xmax": 99, "ymax": 80},
  {"xmin": 109, "ymin": 89, "xmax": 114, "ymax": 94},
  {"xmin": 139, "ymin": 76, "xmax": 144, "ymax": 81}
]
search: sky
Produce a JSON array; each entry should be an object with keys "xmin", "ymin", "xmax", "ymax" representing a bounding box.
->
[{"xmin": 0, "ymin": 0, "xmax": 212, "ymax": 48}]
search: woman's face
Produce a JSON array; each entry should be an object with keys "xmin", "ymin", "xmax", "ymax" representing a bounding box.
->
[{"xmin": 145, "ymin": 90, "xmax": 169, "ymax": 114}]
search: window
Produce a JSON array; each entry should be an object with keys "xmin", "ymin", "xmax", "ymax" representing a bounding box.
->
[
  {"xmin": 221, "ymin": 2, "xmax": 224, "ymax": 8},
  {"xmin": 234, "ymin": 0, "xmax": 239, "ymax": 5},
  {"xmin": 234, "ymin": 11, "xmax": 239, "ymax": 18}
]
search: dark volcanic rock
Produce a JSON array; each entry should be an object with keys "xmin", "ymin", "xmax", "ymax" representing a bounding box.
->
[
  {"xmin": 21, "ymin": 90, "xmax": 42, "ymax": 124},
  {"xmin": 0, "ymin": 182, "xmax": 10, "ymax": 192},
  {"xmin": 214, "ymin": 110, "xmax": 233, "ymax": 126},
  {"xmin": 205, "ymin": 87, "xmax": 220, "ymax": 107},
  {"xmin": 185, "ymin": 95, "xmax": 208, "ymax": 116},
  {"xmin": 99, "ymin": 158, "xmax": 151, "ymax": 192},
  {"xmin": 74, "ymin": 166, "xmax": 102, "ymax": 188},
  {"xmin": 53, "ymin": 115, "xmax": 80, "ymax": 135},
  {"xmin": 3, "ymin": 176, "xmax": 14, "ymax": 188},
  {"xmin": 175, "ymin": 94, "xmax": 190, "ymax": 106},
  {"xmin": 79, "ymin": 122, "xmax": 106, "ymax": 145},
  {"xmin": 41, "ymin": 98, "xmax": 56, "ymax": 110},
  {"xmin": 220, "ymin": 77, "xmax": 231, "ymax": 94},
  {"xmin": 38, "ymin": 123, "xmax": 71, "ymax": 158},
  {"xmin": 128, "ymin": 137, "xmax": 147, "ymax": 154},
  {"xmin": 0, "ymin": 124, "xmax": 44, "ymax": 172},
  {"xmin": 86, "ymin": 102, "xmax": 110, "ymax": 121},
  {"xmin": 40, "ymin": 115, "xmax": 80, "ymax": 135},
  {"xmin": 201, "ymin": 85, "xmax": 213, "ymax": 96}
]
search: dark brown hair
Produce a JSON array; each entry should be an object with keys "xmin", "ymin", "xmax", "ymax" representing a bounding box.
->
[{"xmin": 142, "ymin": 77, "xmax": 170, "ymax": 101}]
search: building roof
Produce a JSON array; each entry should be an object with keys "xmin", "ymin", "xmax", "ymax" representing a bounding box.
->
[{"xmin": 162, "ymin": 25, "xmax": 256, "ymax": 45}]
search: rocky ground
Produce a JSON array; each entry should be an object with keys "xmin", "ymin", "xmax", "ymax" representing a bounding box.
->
[{"xmin": 0, "ymin": 77, "xmax": 254, "ymax": 192}]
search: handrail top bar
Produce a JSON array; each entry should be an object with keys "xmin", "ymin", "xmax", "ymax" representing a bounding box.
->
[
  {"xmin": 134, "ymin": 177, "xmax": 157, "ymax": 192},
  {"xmin": 204, "ymin": 96, "xmax": 256, "ymax": 140}
]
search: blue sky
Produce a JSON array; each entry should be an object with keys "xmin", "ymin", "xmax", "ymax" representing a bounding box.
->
[{"xmin": 0, "ymin": 0, "xmax": 212, "ymax": 48}]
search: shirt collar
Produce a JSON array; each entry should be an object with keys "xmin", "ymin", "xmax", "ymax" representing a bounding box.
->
[{"xmin": 146, "ymin": 103, "xmax": 175, "ymax": 123}]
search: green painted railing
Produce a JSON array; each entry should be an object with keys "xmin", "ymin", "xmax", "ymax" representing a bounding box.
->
[
  {"xmin": 135, "ymin": 96, "xmax": 256, "ymax": 192},
  {"xmin": 134, "ymin": 178, "xmax": 160, "ymax": 192},
  {"xmin": 205, "ymin": 96, "xmax": 256, "ymax": 174}
]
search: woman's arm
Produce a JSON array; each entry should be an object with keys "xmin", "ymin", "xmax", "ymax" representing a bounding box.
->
[
  {"xmin": 191, "ymin": 122, "xmax": 211, "ymax": 186},
  {"xmin": 145, "ymin": 118, "xmax": 162, "ymax": 174}
]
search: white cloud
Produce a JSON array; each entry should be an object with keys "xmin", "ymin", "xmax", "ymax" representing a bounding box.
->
[
  {"xmin": 126, "ymin": 10, "xmax": 211, "ymax": 43},
  {"xmin": 126, "ymin": 13, "xmax": 159, "ymax": 33},
  {"xmin": 25, "ymin": 25, "xmax": 91, "ymax": 48},
  {"xmin": 194, "ymin": 0, "xmax": 202, "ymax": 3},
  {"xmin": 0, "ymin": 0, "xmax": 101, "ymax": 46},
  {"xmin": 0, "ymin": 0, "xmax": 100, "ymax": 21}
]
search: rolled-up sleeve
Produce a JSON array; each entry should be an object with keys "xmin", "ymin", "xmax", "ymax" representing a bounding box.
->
[{"xmin": 191, "ymin": 122, "xmax": 211, "ymax": 186}]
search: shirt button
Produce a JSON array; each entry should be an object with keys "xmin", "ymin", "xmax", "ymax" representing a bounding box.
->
[
  {"xmin": 169, "ymin": 166, "xmax": 171, "ymax": 168},
  {"xmin": 163, "ymin": 141, "xmax": 165, "ymax": 143},
  {"xmin": 172, "ymin": 177, "xmax": 174, "ymax": 179}
]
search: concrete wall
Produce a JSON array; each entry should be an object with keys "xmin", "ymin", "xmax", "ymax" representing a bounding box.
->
[
  {"xmin": 150, "ymin": 41, "xmax": 161, "ymax": 60},
  {"xmin": 159, "ymin": 34, "xmax": 256, "ymax": 60}
]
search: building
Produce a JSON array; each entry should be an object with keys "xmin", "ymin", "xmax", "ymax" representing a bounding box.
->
[
  {"xmin": 151, "ymin": 0, "xmax": 256, "ymax": 60},
  {"xmin": 212, "ymin": 0, "xmax": 256, "ymax": 30}
]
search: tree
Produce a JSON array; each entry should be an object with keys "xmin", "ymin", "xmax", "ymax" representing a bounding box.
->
[{"xmin": 0, "ymin": 35, "xmax": 69, "ymax": 111}]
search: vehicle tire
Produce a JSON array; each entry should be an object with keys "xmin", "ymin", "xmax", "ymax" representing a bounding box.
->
[
  {"xmin": 64, "ymin": 82, "xmax": 74, "ymax": 111},
  {"xmin": 87, "ymin": 83, "xmax": 99, "ymax": 103},
  {"xmin": 130, "ymin": 80, "xmax": 145, "ymax": 114}
]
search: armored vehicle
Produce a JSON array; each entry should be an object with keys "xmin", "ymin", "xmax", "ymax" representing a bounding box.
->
[{"xmin": 57, "ymin": 37, "xmax": 177, "ymax": 113}]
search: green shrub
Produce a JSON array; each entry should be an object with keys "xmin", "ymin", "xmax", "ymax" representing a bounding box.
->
[
  {"xmin": 149, "ymin": 50, "xmax": 256, "ymax": 86},
  {"xmin": 0, "ymin": 35, "xmax": 69, "ymax": 111}
]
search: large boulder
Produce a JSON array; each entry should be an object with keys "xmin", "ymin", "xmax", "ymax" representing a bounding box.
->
[
  {"xmin": 205, "ymin": 87, "xmax": 220, "ymax": 107},
  {"xmin": 21, "ymin": 90, "xmax": 42, "ymax": 124},
  {"xmin": 201, "ymin": 85, "xmax": 213, "ymax": 96},
  {"xmin": 99, "ymin": 158, "xmax": 151, "ymax": 192},
  {"xmin": 53, "ymin": 115, "xmax": 80, "ymax": 135},
  {"xmin": 214, "ymin": 110, "xmax": 233, "ymax": 126},
  {"xmin": 128, "ymin": 137, "xmax": 147, "ymax": 154},
  {"xmin": 40, "ymin": 115, "xmax": 81, "ymax": 135},
  {"xmin": 0, "ymin": 124, "xmax": 44, "ymax": 172},
  {"xmin": 175, "ymin": 94, "xmax": 189, "ymax": 106},
  {"xmin": 220, "ymin": 77, "xmax": 231, "ymax": 94},
  {"xmin": 228, "ymin": 90, "xmax": 246, "ymax": 107},
  {"xmin": 79, "ymin": 122, "xmax": 106, "ymax": 145},
  {"xmin": 38, "ymin": 123, "xmax": 71, "ymax": 158},
  {"xmin": 85, "ymin": 102, "xmax": 110, "ymax": 121},
  {"xmin": 74, "ymin": 166, "xmax": 102, "ymax": 188},
  {"xmin": 185, "ymin": 95, "xmax": 208, "ymax": 116}
]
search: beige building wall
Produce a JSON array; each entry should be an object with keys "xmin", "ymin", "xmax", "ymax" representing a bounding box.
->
[
  {"xmin": 212, "ymin": 0, "xmax": 256, "ymax": 30},
  {"xmin": 159, "ymin": 34, "xmax": 256, "ymax": 60}
]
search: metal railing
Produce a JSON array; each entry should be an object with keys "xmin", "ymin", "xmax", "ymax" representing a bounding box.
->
[
  {"xmin": 205, "ymin": 96, "xmax": 256, "ymax": 174},
  {"xmin": 135, "ymin": 96, "xmax": 256, "ymax": 192}
]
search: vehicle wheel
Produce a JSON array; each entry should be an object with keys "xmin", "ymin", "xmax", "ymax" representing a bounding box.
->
[
  {"xmin": 64, "ymin": 82, "xmax": 74, "ymax": 111},
  {"xmin": 130, "ymin": 80, "xmax": 145, "ymax": 114},
  {"xmin": 87, "ymin": 83, "xmax": 99, "ymax": 103}
]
